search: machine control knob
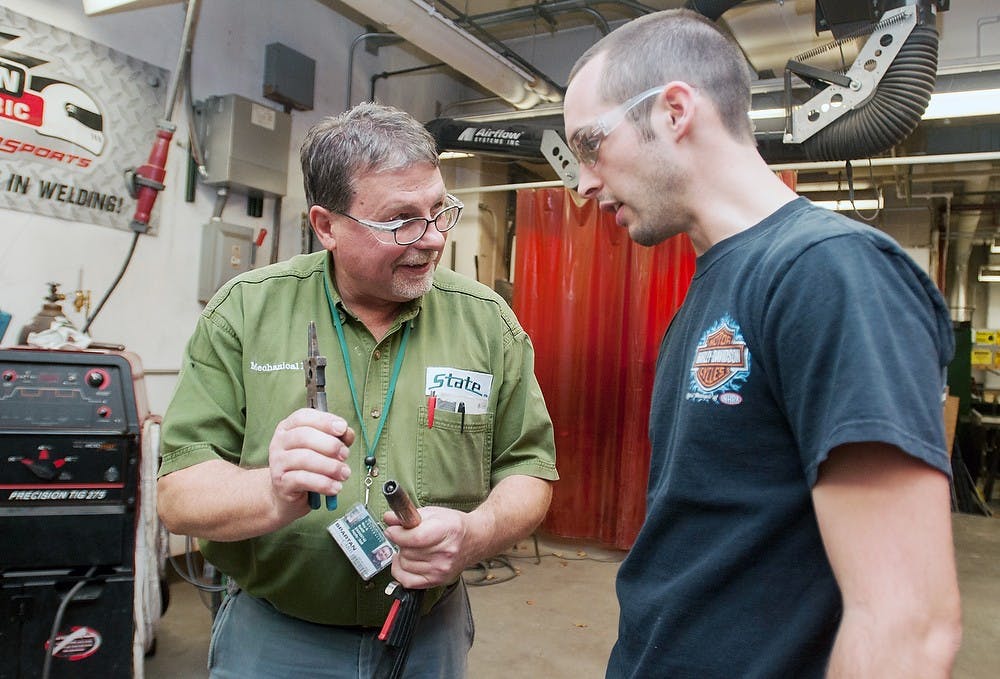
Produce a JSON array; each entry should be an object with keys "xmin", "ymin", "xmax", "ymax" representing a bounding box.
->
[
  {"xmin": 1, "ymin": 370, "xmax": 15, "ymax": 383},
  {"xmin": 97, "ymin": 405, "xmax": 111, "ymax": 418},
  {"xmin": 20, "ymin": 450, "xmax": 67, "ymax": 480},
  {"xmin": 24, "ymin": 460, "xmax": 57, "ymax": 480},
  {"xmin": 86, "ymin": 369, "xmax": 107, "ymax": 388},
  {"xmin": 105, "ymin": 466, "xmax": 121, "ymax": 483}
]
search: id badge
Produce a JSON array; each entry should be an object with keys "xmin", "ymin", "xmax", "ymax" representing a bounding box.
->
[{"xmin": 327, "ymin": 502, "xmax": 396, "ymax": 580}]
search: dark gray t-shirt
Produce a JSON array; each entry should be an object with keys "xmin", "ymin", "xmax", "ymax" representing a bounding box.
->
[{"xmin": 607, "ymin": 198, "xmax": 954, "ymax": 679}]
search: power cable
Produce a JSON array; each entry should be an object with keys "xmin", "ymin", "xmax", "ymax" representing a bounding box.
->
[
  {"xmin": 462, "ymin": 540, "xmax": 624, "ymax": 587},
  {"xmin": 80, "ymin": 230, "xmax": 140, "ymax": 334},
  {"xmin": 167, "ymin": 538, "xmax": 226, "ymax": 596},
  {"xmin": 42, "ymin": 566, "xmax": 98, "ymax": 679}
]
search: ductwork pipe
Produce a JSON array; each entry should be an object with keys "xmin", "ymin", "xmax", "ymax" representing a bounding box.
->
[
  {"xmin": 337, "ymin": 0, "xmax": 562, "ymax": 109},
  {"xmin": 948, "ymin": 170, "xmax": 994, "ymax": 323}
]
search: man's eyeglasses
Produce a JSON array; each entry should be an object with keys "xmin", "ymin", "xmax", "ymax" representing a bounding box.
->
[
  {"xmin": 336, "ymin": 194, "xmax": 464, "ymax": 246},
  {"xmin": 569, "ymin": 86, "xmax": 664, "ymax": 166}
]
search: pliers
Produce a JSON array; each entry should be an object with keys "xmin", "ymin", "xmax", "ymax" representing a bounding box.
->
[{"xmin": 305, "ymin": 321, "xmax": 337, "ymax": 510}]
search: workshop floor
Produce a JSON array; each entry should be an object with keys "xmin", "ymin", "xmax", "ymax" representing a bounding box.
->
[{"xmin": 145, "ymin": 512, "xmax": 1000, "ymax": 679}]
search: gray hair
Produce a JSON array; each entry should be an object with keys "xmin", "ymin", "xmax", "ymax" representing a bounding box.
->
[
  {"xmin": 569, "ymin": 9, "xmax": 754, "ymax": 144},
  {"xmin": 300, "ymin": 101, "xmax": 440, "ymax": 212}
]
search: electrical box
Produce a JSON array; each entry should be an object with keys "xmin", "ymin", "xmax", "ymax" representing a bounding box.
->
[
  {"xmin": 199, "ymin": 221, "xmax": 255, "ymax": 304},
  {"xmin": 264, "ymin": 43, "xmax": 315, "ymax": 112},
  {"xmin": 197, "ymin": 94, "xmax": 291, "ymax": 197}
]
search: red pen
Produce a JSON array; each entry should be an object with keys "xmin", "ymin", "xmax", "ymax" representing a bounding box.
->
[{"xmin": 426, "ymin": 393, "xmax": 436, "ymax": 428}]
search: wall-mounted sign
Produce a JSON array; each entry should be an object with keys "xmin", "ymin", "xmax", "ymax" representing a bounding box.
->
[
  {"xmin": 975, "ymin": 329, "xmax": 998, "ymax": 345},
  {"xmin": 971, "ymin": 348, "xmax": 993, "ymax": 367},
  {"xmin": 0, "ymin": 8, "xmax": 167, "ymax": 233}
]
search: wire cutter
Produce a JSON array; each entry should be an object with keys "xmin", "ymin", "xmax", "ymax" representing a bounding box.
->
[
  {"xmin": 305, "ymin": 321, "xmax": 336, "ymax": 510},
  {"xmin": 376, "ymin": 480, "xmax": 425, "ymax": 679}
]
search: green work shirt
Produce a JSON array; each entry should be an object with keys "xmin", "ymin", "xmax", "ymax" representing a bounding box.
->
[{"xmin": 158, "ymin": 250, "xmax": 558, "ymax": 626}]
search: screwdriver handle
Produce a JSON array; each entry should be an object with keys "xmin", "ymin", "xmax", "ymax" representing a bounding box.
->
[{"xmin": 383, "ymin": 480, "xmax": 420, "ymax": 529}]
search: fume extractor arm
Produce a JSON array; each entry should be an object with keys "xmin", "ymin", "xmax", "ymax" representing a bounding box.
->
[{"xmin": 687, "ymin": 0, "xmax": 948, "ymax": 162}]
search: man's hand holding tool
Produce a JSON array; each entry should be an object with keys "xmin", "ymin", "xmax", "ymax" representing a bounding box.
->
[{"xmin": 301, "ymin": 320, "xmax": 348, "ymax": 511}]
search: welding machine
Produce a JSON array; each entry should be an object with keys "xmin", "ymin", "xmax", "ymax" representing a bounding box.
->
[{"xmin": 0, "ymin": 347, "xmax": 162, "ymax": 679}]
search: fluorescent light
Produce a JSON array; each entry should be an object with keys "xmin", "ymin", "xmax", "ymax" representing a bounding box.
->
[
  {"xmin": 979, "ymin": 265, "xmax": 1000, "ymax": 282},
  {"xmin": 797, "ymin": 180, "xmax": 873, "ymax": 192},
  {"xmin": 749, "ymin": 107, "xmax": 786, "ymax": 120},
  {"xmin": 749, "ymin": 89, "xmax": 1000, "ymax": 122},
  {"xmin": 811, "ymin": 197, "xmax": 883, "ymax": 211},
  {"xmin": 438, "ymin": 151, "xmax": 474, "ymax": 160},
  {"xmin": 922, "ymin": 89, "xmax": 1000, "ymax": 120},
  {"xmin": 82, "ymin": 0, "xmax": 181, "ymax": 14},
  {"xmin": 456, "ymin": 104, "xmax": 564, "ymax": 123}
]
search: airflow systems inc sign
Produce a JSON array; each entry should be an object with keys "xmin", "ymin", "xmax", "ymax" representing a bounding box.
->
[{"xmin": 0, "ymin": 8, "xmax": 166, "ymax": 232}]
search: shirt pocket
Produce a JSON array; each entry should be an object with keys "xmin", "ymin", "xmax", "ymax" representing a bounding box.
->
[{"xmin": 415, "ymin": 405, "xmax": 493, "ymax": 511}]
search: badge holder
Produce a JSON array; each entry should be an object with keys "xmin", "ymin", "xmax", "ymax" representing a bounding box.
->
[{"xmin": 327, "ymin": 502, "xmax": 395, "ymax": 581}]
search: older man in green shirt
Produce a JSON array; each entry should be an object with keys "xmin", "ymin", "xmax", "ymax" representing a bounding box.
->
[{"xmin": 157, "ymin": 102, "xmax": 557, "ymax": 678}]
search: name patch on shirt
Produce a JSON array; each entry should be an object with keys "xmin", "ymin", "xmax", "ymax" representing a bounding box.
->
[
  {"xmin": 425, "ymin": 367, "xmax": 492, "ymax": 414},
  {"xmin": 249, "ymin": 360, "xmax": 303, "ymax": 373}
]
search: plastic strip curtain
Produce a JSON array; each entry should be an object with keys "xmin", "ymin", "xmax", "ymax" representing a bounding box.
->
[{"xmin": 513, "ymin": 188, "xmax": 695, "ymax": 549}]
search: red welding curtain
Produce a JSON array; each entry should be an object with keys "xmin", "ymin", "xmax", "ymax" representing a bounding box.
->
[{"xmin": 513, "ymin": 188, "xmax": 696, "ymax": 549}]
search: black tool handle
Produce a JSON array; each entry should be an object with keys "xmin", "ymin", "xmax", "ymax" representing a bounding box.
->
[{"xmin": 383, "ymin": 480, "xmax": 420, "ymax": 529}]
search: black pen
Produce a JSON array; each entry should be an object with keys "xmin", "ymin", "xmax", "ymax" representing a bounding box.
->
[{"xmin": 458, "ymin": 402, "xmax": 465, "ymax": 433}]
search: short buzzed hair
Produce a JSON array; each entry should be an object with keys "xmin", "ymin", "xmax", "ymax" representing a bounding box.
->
[
  {"xmin": 569, "ymin": 9, "xmax": 754, "ymax": 143},
  {"xmin": 300, "ymin": 101, "xmax": 439, "ymax": 212}
]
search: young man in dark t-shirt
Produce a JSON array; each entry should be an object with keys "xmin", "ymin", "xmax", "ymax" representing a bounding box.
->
[{"xmin": 563, "ymin": 9, "xmax": 961, "ymax": 679}]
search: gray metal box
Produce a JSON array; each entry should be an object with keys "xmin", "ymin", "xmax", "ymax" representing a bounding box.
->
[
  {"xmin": 198, "ymin": 94, "xmax": 291, "ymax": 197},
  {"xmin": 264, "ymin": 42, "xmax": 315, "ymax": 111},
  {"xmin": 198, "ymin": 220, "xmax": 255, "ymax": 303}
]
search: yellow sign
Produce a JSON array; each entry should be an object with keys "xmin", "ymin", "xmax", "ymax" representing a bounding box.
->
[
  {"xmin": 971, "ymin": 348, "xmax": 993, "ymax": 366},
  {"xmin": 975, "ymin": 330, "xmax": 998, "ymax": 345}
]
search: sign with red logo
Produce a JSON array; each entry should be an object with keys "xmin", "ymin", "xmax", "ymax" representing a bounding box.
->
[
  {"xmin": 0, "ymin": 8, "xmax": 166, "ymax": 232},
  {"xmin": 44, "ymin": 625, "xmax": 103, "ymax": 661}
]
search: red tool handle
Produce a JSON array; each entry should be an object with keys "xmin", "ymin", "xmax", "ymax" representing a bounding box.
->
[{"xmin": 378, "ymin": 599, "xmax": 402, "ymax": 641}]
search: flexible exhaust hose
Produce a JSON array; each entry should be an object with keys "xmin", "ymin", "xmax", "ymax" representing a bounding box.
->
[
  {"xmin": 683, "ymin": 1, "xmax": 940, "ymax": 161},
  {"xmin": 802, "ymin": 23, "xmax": 939, "ymax": 161}
]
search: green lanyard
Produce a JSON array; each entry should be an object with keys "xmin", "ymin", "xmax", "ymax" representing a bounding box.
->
[{"xmin": 323, "ymin": 277, "xmax": 411, "ymax": 495}]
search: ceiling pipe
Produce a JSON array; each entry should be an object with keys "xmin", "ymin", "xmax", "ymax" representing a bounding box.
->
[
  {"xmin": 769, "ymin": 151, "xmax": 1000, "ymax": 172},
  {"xmin": 337, "ymin": 0, "xmax": 562, "ymax": 110},
  {"xmin": 566, "ymin": 7, "xmax": 613, "ymax": 35},
  {"xmin": 465, "ymin": 0, "xmax": 653, "ymax": 27},
  {"xmin": 345, "ymin": 31, "xmax": 398, "ymax": 108},
  {"xmin": 895, "ymin": 188, "xmax": 953, "ymax": 294},
  {"xmin": 461, "ymin": 0, "xmax": 619, "ymax": 35}
]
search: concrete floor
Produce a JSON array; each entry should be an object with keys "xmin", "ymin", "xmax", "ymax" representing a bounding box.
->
[{"xmin": 144, "ymin": 513, "xmax": 999, "ymax": 679}]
